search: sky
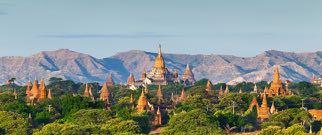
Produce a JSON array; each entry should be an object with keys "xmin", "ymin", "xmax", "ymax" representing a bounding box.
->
[{"xmin": 0, "ymin": 0, "xmax": 321, "ymax": 58}]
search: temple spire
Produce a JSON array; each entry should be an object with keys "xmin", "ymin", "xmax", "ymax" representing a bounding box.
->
[
  {"xmin": 158, "ymin": 44, "xmax": 162, "ymax": 55},
  {"xmin": 127, "ymin": 73, "xmax": 135, "ymax": 86},
  {"xmin": 153, "ymin": 44, "xmax": 165, "ymax": 69},
  {"xmin": 137, "ymin": 90, "xmax": 148, "ymax": 112},
  {"xmin": 38, "ymin": 79, "xmax": 47, "ymax": 101},
  {"xmin": 261, "ymin": 93, "xmax": 268, "ymax": 108},
  {"xmin": 100, "ymin": 82, "xmax": 110, "ymax": 102},
  {"xmin": 30, "ymin": 79, "xmax": 39, "ymax": 99}
]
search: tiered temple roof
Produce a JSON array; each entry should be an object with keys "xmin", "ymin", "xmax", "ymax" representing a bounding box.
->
[
  {"xmin": 137, "ymin": 90, "xmax": 148, "ymax": 112},
  {"xmin": 127, "ymin": 73, "xmax": 135, "ymax": 86},
  {"xmin": 182, "ymin": 64, "xmax": 196, "ymax": 86},
  {"xmin": 145, "ymin": 45, "xmax": 177, "ymax": 85},
  {"xmin": 266, "ymin": 66, "xmax": 290, "ymax": 97},
  {"xmin": 100, "ymin": 82, "xmax": 110, "ymax": 102}
]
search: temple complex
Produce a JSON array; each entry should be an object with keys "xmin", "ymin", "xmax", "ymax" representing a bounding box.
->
[
  {"xmin": 248, "ymin": 94, "xmax": 273, "ymax": 121},
  {"xmin": 26, "ymin": 79, "xmax": 50, "ymax": 103},
  {"xmin": 263, "ymin": 66, "xmax": 291, "ymax": 97},
  {"xmin": 181, "ymin": 64, "xmax": 196, "ymax": 86},
  {"xmin": 143, "ymin": 45, "xmax": 178, "ymax": 85}
]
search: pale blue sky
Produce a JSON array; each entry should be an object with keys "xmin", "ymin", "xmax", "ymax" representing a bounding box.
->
[{"xmin": 0, "ymin": 0, "xmax": 321, "ymax": 58}]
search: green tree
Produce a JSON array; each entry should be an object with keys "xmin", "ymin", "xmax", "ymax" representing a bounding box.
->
[
  {"xmin": 0, "ymin": 111, "xmax": 29, "ymax": 135},
  {"xmin": 33, "ymin": 123, "xmax": 103, "ymax": 135},
  {"xmin": 101, "ymin": 118, "xmax": 142, "ymax": 134},
  {"xmin": 162, "ymin": 109, "xmax": 224, "ymax": 135}
]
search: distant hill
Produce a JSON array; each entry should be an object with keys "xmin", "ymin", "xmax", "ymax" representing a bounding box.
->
[{"xmin": 0, "ymin": 49, "xmax": 321, "ymax": 85}]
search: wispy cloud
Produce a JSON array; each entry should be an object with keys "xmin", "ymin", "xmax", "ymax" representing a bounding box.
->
[{"xmin": 39, "ymin": 32, "xmax": 183, "ymax": 39}]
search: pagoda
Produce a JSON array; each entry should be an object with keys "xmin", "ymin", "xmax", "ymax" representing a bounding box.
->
[
  {"xmin": 181, "ymin": 64, "xmax": 196, "ymax": 86},
  {"xmin": 126, "ymin": 73, "xmax": 135, "ymax": 86},
  {"xmin": 144, "ymin": 45, "xmax": 177, "ymax": 85},
  {"xmin": 137, "ymin": 90, "xmax": 148, "ymax": 112},
  {"xmin": 264, "ymin": 66, "xmax": 290, "ymax": 97},
  {"xmin": 248, "ymin": 94, "xmax": 272, "ymax": 121},
  {"xmin": 38, "ymin": 79, "xmax": 47, "ymax": 101},
  {"xmin": 100, "ymin": 82, "xmax": 110, "ymax": 102}
]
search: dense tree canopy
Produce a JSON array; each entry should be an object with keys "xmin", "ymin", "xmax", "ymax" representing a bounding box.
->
[{"xmin": 0, "ymin": 77, "xmax": 320, "ymax": 134}]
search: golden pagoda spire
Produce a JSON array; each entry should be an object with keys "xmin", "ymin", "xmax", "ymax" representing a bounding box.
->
[
  {"xmin": 47, "ymin": 89, "xmax": 52, "ymax": 99},
  {"xmin": 30, "ymin": 79, "xmax": 39, "ymax": 99},
  {"xmin": 100, "ymin": 82, "xmax": 110, "ymax": 102},
  {"xmin": 179, "ymin": 88, "xmax": 186, "ymax": 101},
  {"xmin": 183, "ymin": 64, "xmax": 194, "ymax": 77},
  {"xmin": 38, "ymin": 79, "xmax": 47, "ymax": 101},
  {"xmin": 273, "ymin": 66, "xmax": 280, "ymax": 83},
  {"xmin": 156, "ymin": 85, "xmax": 163, "ymax": 104},
  {"xmin": 261, "ymin": 93, "xmax": 268, "ymax": 108},
  {"xmin": 153, "ymin": 44, "xmax": 165, "ymax": 69},
  {"xmin": 137, "ymin": 90, "xmax": 148, "ymax": 112}
]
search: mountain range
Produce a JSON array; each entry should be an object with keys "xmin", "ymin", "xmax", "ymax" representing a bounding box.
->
[{"xmin": 0, "ymin": 49, "xmax": 321, "ymax": 85}]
